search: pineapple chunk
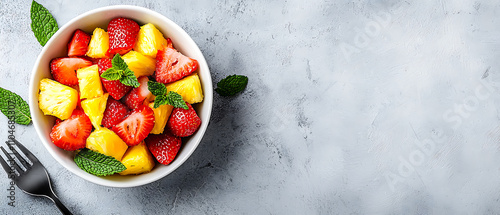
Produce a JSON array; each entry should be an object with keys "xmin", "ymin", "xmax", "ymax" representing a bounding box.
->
[
  {"xmin": 77, "ymin": 65, "xmax": 103, "ymax": 99},
  {"xmin": 122, "ymin": 51, "xmax": 156, "ymax": 78},
  {"xmin": 119, "ymin": 141, "xmax": 155, "ymax": 175},
  {"xmin": 165, "ymin": 73, "xmax": 204, "ymax": 104},
  {"xmin": 148, "ymin": 103, "xmax": 173, "ymax": 134},
  {"xmin": 38, "ymin": 79, "xmax": 78, "ymax": 120},
  {"xmin": 81, "ymin": 93, "xmax": 109, "ymax": 129},
  {"xmin": 86, "ymin": 127, "xmax": 128, "ymax": 161},
  {"xmin": 134, "ymin": 23, "xmax": 169, "ymax": 58},
  {"xmin": 86, "ymin": 28, "xmax": 109, "ymax": 58}
]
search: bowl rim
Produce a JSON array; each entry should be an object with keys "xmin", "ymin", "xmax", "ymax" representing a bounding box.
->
[{"xmin": 28, "ymin": 5, "xmax": 213, "ymax": 187}]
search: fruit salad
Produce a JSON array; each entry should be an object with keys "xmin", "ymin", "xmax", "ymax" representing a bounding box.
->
[{"xmin": 38, "ymin": 17, "xmax": 204, "ymax": 176}]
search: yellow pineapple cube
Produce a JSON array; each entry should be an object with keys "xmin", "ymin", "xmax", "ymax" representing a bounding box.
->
[
  {"xmin": 166, "ymin": 73, "xmax": 204, "ymax": 104},
  {"xmin": 86, "ymin": 127, "xmax": 128, "ymax": 161},
  {"xmin": 81, "ymin": 93, "xmax": 109, "ymax": 129},
  {"xmin": 86, "ymin": 28, "xmax": 109, "ymax": 58},
  {"xmin": 119, "ymin": 141, "xmax": 155, "ymax": 175},
  {"xmin": 148, "ymin": 103, "xmax": 173, "ymax": 134},
  {"xmin": 133, "ymin": 23, "xmax": 169, "ymax": 58},
  {"xmin": 77, "ymin": 65, "xmax": 103, "ymax": 99},
  {"xmin": 38, "ymin": 79, "xmax": 78, "ymax": 120},
  {"xmin": 122, "ymin": 51, "xmax": 156, "ymax": 78}
]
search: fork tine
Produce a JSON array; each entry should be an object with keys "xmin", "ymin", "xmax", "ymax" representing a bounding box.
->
[
  {"xmin": 8, "ymin": 147, "xmax": 30, "ymax": 169},
  {"xmin": 0, "ymin": 147, "xmax": 23, "ymax": 174},
  {"xmin": 0, "ymin": 152, "xmax": 13, "ymax": 176},
  {"xmin": 11, "ymin": 139, "xmax": 39, "ymax": 163}
]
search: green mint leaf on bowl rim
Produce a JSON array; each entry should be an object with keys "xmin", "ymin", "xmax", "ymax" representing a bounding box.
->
[
  {"xmin": 0, "ymin": 87, "xmax": 32, "ymax": 125},
  {"xmin": 30, "ymin": 0, "xmax": 58, "ymax": 46},
  {"xmin": 154, "ymin": 91, "xmax": 188, "ymax": 109},
  {"xmin": 147, "ymin": 80, "xmax": 167, "ymax": 96},
  {"xmin": 74, "ymin": 148, "xmax": 126, "ymax": 177},
  {"xmin": 101, "ymin": 54, "xmax": 140, "ymax": 87},
  {"xmin": 215, "ymin": 74, "xmax": 248, "ymax": 96}
]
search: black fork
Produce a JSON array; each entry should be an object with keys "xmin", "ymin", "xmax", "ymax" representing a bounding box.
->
[{"xmin": 0, "ymin": 139, "xmax": 73, "ymax": 215}]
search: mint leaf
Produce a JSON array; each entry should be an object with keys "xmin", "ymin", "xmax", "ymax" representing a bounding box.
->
[
  {"xmin": 112, "ymin": 54, "xmax": 128, "ymax": 71},
  {"xmin": 101, "ymin": 54, "xmax": 140, "ymax": 88},
  {"xmin": 74, "ymin": 149, "xmax": 126, "ymax": 177},
  {"xmin": 123, "ymin": 68, "xmax": 135, "ymax": 77},
  {"xmin": 154, "ymin": 91, "xmax": 188, "ymax": 109},
  {"xmin": 0, "ymin": 87, "xmax": 32, "ymax": 125},
  {"xmin": 30, "ymin": 0, "xmax": 58, "ymax": 46},
  {"xmin": 147, "ymin": 81, "xmax": 167, "ymax": 96},
  {"xmin": 120, "ymin": 75, "xmax": 140, "ymax": 88},
  {"xmin": 215, "ymin": 75, "xmax": 248, "ymax": 96},
  {"xmin": 101, "ymin": 68, "xmax": 123, "ymax": 80}
]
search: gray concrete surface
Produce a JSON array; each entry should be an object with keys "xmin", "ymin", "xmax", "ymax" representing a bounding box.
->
[{"xmin": 2, "ymin": 0, "xmax": 500, "ymax": 214}]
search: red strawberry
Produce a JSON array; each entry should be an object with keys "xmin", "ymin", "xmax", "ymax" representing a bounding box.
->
[
  {"xmin": 97, "ymin": 58, "xmax": 132, "ymax": 100},
  {"xmin": 112, "ymin": 105, "xmax": 155, "ymax": 146},
  {"xmin": 49, "ymin": 109, "xmax": 92, "ymax": 151},
  {"xmin": 67, "ymin": 29, "xmax": 91, "ymax": 57},
  {"xmin": 124, "ymin": 76, "xmax": 152, "ymax": 109},
  {"xmin": 166, "ymin": 38, "xmax": 174, "ymax": 49},
  {"xmin": 83, "ymin": 56, "xmax": 100, "ymax": 65},
  {"xmin": 107, "ymin": 17, "xmax": 140, "ymax": 55},
  {"xmin": 145, "ymin": 131, "xmax": 181, "ymax": 165},
  {"xmin": 50, "ymin": 57, "xmax": 92, "ymax": 86},
  {"xmin": 167, "ymin": 102, "xmax": 201, "ymax": 137},
  {"xmin": 155, "ymin": 47, "xmax": 198, "ymax": 84},
  {"xmin": 102, "ymin": 98, "xmax": 129, "ymax": 128}
]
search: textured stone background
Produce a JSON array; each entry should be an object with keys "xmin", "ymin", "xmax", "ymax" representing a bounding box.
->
[{"xmin": 2, "ymin": 0, "xmax": 500, "ymax": 214}]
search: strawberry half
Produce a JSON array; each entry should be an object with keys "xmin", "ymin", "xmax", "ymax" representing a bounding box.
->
[
  {"xmin": 124, "ymin": 76, "xmax": 152, "ymax": 109},
  {"xmin": 167, "ymin": 102, "xmax": 201, "ymax": 137},
  {"xmin": 107, "ymin": 17, "xmax": 140, "ymax": 56},
  {"xmin": 102, "ymin": 98, "xmax": 129, "ymax": 129},
  {"xmin": 50, "ymin": 57, "xmax": 92, "ymax": 86},
  {"xmin": 155, "ymin": 47, "xmax": 198, "ymax": 84},
  {"xmin": 67, "ymin": 29, "xmax": 91, "ymax": 57},
  {"xmin": 112, "ymin": 105, "xmax": 155, "ymax": 146},
  {"xmin": 145, "ymin": 131, "xmax": 181, "ymax": 165},
  {"xmin": 98, "ymin": 58, "xmax": 132, "ymax": 100},
  {"xmin": 166, "ymin": 38, "xmax": 174, "ymax": 49},
  {"xmin": 49, "ymin": 109, "xmax": 92, "ymax": 151}
]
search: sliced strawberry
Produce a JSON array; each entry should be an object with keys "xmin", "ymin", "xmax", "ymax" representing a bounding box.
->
[
  {"xmin": 50, "ymin": 57, "xmax": 92, "ymax": 86},
  {"xmin": 102, "ymin": 98, "xmax": 129, "ymax": 129},
  {"xmin": 112, "ymin": 105, "xmax": 155, "ymax": 146},
  {"xmin": 167, "ymin": 102, "xmax": 201, "ymax": 137},
  {"xmin": 83, "ymin": 56, "xmax": 100, "ymax": 65},
  {"xmin": 123, "ymin": 76, "xmax": 152, "ymax": 109},
  {"xmin": 67, "ymin": 29, "xmax": 91, "ymax": 57},
  {"xmin": 49, "ymin": 109, "xmax": 92, "ymax": 151},
  {"xmin": 107, "ymin": 17, "xmax": 140, "ymax": 56},
  {"xmin": 166, "ymin": 38, "xmax": 174, "ymax": 49},
  {"xmin": 145, "ymin": 131, "xmax": 181, "ymax": 165},
  {"xmin": 155, "ymin": 47, "xmax": 198, "ymax": 84},
  {"xmin": 98, "ymin": 58, "xmax": 132, "ymax": 100}
]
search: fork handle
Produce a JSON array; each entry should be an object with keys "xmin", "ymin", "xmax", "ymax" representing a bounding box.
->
[{"xmin": 47, "ymin": 192, "xmax": 73, "ymax": 215}]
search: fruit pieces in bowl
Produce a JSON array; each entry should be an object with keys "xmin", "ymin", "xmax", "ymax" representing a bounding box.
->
[{"xmin": 37, "ymin": 17, "xmax": 204, "ymax": 176}]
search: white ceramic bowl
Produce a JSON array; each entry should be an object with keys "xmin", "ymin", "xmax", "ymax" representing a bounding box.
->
[{"xmin": 28, "ymin": 5, "xmax": 212, "ymax": 187}]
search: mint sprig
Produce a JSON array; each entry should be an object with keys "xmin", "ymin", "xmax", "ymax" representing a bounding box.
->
[
  {"xmin": 0, "ymin": 87, "xmax": 32, "ymax": 125},
  {"xmin": 30, "ymin": 0, "xmax": 58, "ymax": 46},
  {"xmin": 74, "ymin": 149, "xmax": 126, "ymax": 176},
  {"xmin": 101, "ymin": 54, "xmax": 140, "ymax": 88},
  {"xmin": 215, "ymin": 75, "xmax": 248, "ymax": 96},
  {"xmin": 148, "ymin": 81, "xmax": 188, "ymax": 109}
]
